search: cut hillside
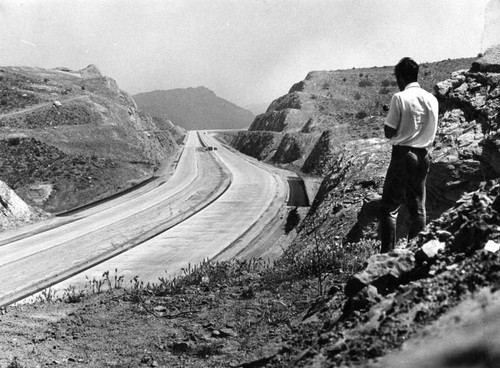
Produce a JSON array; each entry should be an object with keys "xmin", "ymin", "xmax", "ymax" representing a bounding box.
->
[
  {"xmin": 221, "ymin": 57, "xmax": 482, "ymax": 243},
  {"xmin": 0, "ymin": 65, "xmax": 183, "ymax": 215},
  {"xmin": 225, "ymin": 57, "xmax": 477, "ymax": 174},
  {"xmin": 133, "ymin": 86, "xmax": 255, "ymax": 131},
  {"xmin": 0, "ymin": 179, "xmax": 47, "ymax": 230}
]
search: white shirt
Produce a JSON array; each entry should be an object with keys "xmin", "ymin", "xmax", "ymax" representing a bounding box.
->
[{"xmin": 385, "ymin": 82, "xmax": 439, "ymax": 148}]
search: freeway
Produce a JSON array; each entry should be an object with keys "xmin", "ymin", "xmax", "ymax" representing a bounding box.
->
[{"xmin": 0, "ymin": 130, "xmax": 290, "ymax": 305}]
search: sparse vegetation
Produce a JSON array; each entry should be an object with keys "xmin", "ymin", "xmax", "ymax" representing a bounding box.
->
[
  {"xmin": 381, "ymin": 78, "xmax": 391, "ymax": 87},
  {"xmin": 274, "ymin": 235, "xmax": 379, "ymax": 296},
  {"xmin": 355, "ymin": 110, "xmax": 368, "ymax": 119},
  {"xmin": 379, "ymin": 86, "xmax": 391, "ymax": 94},
  {"xmin": 358, "ymin": 79, "xmax": 373, "ymax": 87}
]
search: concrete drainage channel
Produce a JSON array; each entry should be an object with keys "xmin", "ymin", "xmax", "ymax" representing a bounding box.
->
[{"xmin": 287, "ymin": 177, "xmax": 310, "ymax": 207}]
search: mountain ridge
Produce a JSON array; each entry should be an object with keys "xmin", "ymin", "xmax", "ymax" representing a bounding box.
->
[{"xmin": 133, "ymin": 86, "xmax": 255, "ymax": 131}]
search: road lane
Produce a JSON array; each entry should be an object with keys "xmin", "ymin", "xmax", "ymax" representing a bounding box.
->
[
  {"xmin": 0, "ymin": 132, "xmax": 231, "ymax": 306},
  {"xmin": 53, "ymin": 132, "xmax": 289, "ymax": 291}
]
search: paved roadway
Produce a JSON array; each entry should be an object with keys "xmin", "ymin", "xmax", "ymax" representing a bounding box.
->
[{"xmin": 0, "ymin": 131, "xmax": 290, "ymax": 305}]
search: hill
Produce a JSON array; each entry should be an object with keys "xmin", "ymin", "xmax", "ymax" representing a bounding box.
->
[
  {"xmin": 224, "ymin": 57, "xmax": 477, "ymax": 173},
  {"xmin": 0, "ymin": 65, "xmax": 182, "ymax": 215},
  {"xmin": 133, "ymin": 86, "xmax": 255, "ymax": 131}
]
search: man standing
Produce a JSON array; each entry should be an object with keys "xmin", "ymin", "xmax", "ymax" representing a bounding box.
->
[{"xmin": 380, "ymin": 57, "xmax": 439, "ymax": 253}]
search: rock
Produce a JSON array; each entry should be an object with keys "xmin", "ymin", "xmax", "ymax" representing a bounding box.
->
[
  {"xmin": 219, "ymin": 328, "xmax": 238, "ymax": 338},
  {"xmin": 171, "ymin": 341, "xmax": 192, "ymax": 352},
  {"xmin": 434, "ymin": 80, "xmax": 453, "ymax": 98},
  {"xmin": 79, "ymin": 64, "xmax": 103, "ymax": 78},
  {"xmin": 153, "ymin": 306, "xmax": 167, "ymax": 312},
  {"xmin": 415, "ymin": 239, "xmax": 445, "ymax": 263},
  {"xmin": 470, "ymin": 45, "xmax": 500, "ymax": 73},
  {"xmin": 0, "ymin": 180, "xmax": 42, "ymax": 230},
  {"xmin": 344, "ymin": 249, "xmax": 416, "ymax": 297},
  {"xmin": 484, "ymin": 240, "xmax": 500, "ymax": 253},
  {"xmin": 343, "ymin": 285, "xmax": 381, "ymax": 314}
]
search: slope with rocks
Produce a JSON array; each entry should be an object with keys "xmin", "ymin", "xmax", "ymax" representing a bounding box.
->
[
  {"xmin": 0, "ymin": 65, "xmax": 182, "ymax": 215},
  {"xmin": 269, "ymin": 47, "xmax": 500, "ymax": 367},
  {"xmin": 0, "ymin": 180, "xmax": 47, "ymax": 230},
  {"xmin": 228, "ymin": 58, "xmax": 476, "ymax": 174},
  {"xmin": 133, "ymin": 86, "xmax": 255, "ymax": 131},
  {"xmin": 288, "ymin": 50, "xmax": 499, "ymax": 249}
]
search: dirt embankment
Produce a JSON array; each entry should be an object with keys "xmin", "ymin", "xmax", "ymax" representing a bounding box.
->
[{"xmin": 0, "ymin": 65, "xmax": 183, "ymax": 217}]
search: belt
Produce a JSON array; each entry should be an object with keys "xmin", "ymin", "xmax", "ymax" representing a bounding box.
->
[{"xmin": 392, "ymin": 145, "xmax": 427, "ymax": 154}]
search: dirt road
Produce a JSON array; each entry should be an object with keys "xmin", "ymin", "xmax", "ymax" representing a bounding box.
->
[
  {"xmin": 0, "ymin": 95, "xmax": 88, "ymax": 120},
  {"xmin": 0, "ymin": 131, "xmax": 290, "ymax": 305}
]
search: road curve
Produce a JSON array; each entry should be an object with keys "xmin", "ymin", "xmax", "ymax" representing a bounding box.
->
[
  {"xmin": 0, "ymin": 132, "xmax": 231, "ymax": 306},
  {"xmin": 53, "ymin": 131, "xmax": 289, "ymax": 291},
  {"xmin": 0, "ymin": 130, "xmax": 291, "ymax": 306}
]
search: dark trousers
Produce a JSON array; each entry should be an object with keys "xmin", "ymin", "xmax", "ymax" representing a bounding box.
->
[{"xmin": 380, "ymin": 145, "xmax": 430, "ymax": 253}]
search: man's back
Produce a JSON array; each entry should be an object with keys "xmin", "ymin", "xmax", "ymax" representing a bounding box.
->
[{"xmin": 385, "ymin": 82, "xmax": 438, "ymax": 148}]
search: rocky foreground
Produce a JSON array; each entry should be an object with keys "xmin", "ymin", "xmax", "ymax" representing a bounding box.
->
[{"xmin": 1, "ymin": 180, "xmax": 499, "ymax": 368}]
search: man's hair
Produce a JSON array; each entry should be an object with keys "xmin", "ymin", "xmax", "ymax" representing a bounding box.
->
[{"xmin": 394, "ymin": 57, "xmax": 419, "ymax": 82}]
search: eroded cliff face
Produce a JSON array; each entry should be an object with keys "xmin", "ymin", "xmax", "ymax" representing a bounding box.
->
[{"xmin": 0, "ymin": 180, "xmax": 46, "ymax": 230}]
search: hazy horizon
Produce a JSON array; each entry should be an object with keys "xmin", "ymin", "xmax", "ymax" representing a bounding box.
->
[{"xmin": 1, "ymin": 0, "xmax": 498, "ymax": 107}]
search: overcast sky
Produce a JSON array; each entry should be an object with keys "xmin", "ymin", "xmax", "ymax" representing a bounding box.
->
[{"xmin": 0, "ymin": 0, "xmax": 497, "ymax": 107}]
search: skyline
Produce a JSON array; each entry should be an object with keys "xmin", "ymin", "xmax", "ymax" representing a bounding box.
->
[{"xmin": 0, "ymin": 0, "xmax": 497, "ymax": 108}]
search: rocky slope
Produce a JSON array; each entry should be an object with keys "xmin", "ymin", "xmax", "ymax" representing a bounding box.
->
[
  {"xmin": 133, "ymin": 86, "xmax": 255, "ymax": 131},
  {"xmin": 0, "ymin": 65, "xmax": 182, "ymax": 215},
  {"xmin": 301, "ymin": 50, "xmax": 500, "ymax": 245},
  {"xmin": 228, "ymin": 58, "xmax": 476, "ymax": 174},
  {"xmin": 0, "ymin": 180, "xmax": 46, "ymax": 230}
]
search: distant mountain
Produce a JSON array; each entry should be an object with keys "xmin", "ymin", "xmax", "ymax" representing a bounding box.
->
[
  {"xmin": 244, "ymin": 102, "xmax": 270, "ymax": 116},
  {"xmin": 133, "ymin": 87, "xmax": 254, "ymax": 131}
]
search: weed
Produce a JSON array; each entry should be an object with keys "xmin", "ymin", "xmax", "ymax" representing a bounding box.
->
[
  {"xmin": 37, "ymin": 288, "xmax": 57, "ymax": 303},
  {"xmin": 194, "ymin": 342, "xmax": 223, "ymax": 358},
  {"xmin": 270, "ymin": 237, "xmax": 379, "ymax": 297},
  {"xmin": 62, "ymin": 285, "xmax": 85, "ymax": 303},
  {"xmin": 358, "ymin": 80, "xmax": 373, "ymax": 87},
  {"xmin": 381, "ymin": 79, "xmax": 391, "ymax": 87},
  {"xmin": 355, "ymin": 110, "xmax": 368, "ymax": 119},
  {"xmin": 6, "ymin": 357, "xmax": 24, "ymax": 368}
]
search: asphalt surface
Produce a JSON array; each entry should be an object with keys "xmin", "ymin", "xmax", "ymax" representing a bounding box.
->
[{"xmin": 0, "ymin": 131, "xmax": 291, "ymax": 305}]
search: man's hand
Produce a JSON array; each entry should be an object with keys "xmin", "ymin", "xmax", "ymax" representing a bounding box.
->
[{"xmin": 384, "ymin": 125, "xmax": 397, "ymax": 139}]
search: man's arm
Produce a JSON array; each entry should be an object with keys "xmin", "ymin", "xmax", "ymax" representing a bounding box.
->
[
  {"xmin": 384, "ymin": 94, "xmax": 400, "ymax": 139},
  {"xmin": 384, "ymin": 125, "xmax": 397, "ymax": 138}
]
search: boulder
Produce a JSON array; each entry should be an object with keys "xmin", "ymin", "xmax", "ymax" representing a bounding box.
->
[
  {"xmin": 344, "ymin": 249, "xmax": 415, "ymax": 297},
  {"xmin": 434, "ymin": 80, "xmax": 453, "ymax": 99},
  {"xmin": 0, "ymin": 180, "xmax": 43, "ymax": 230},
  {"xmin": 415, "ymin": 239, "xmax": 446, "ymax": 263}
]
